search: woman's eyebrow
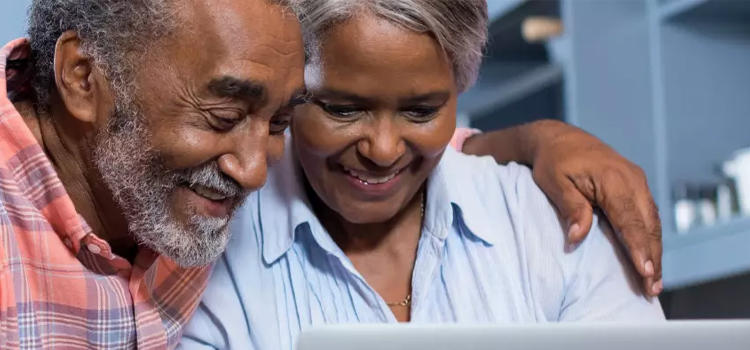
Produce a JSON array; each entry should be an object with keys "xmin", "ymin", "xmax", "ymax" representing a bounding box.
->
[
  {"xmin": 399, "ymin": 91, "xmax": 450, "ymax": 104},
  {"xmin": 286, "ymin": 87, "xmax": 309, "ymax": 107},
  {"xmin": 311, "ymin": 88, "xmax": 373, "ymax": 104}
]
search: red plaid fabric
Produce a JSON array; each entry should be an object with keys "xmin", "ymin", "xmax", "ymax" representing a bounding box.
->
[{"xmin": 0, "ymin": 38, "xmax": 210, "ymax": 349}]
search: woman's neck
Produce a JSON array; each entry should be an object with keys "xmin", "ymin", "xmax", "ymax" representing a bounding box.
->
[
  {"xmin": 307, "ymin": 183, "xmax": 425, "ymax": 256},
  {"xmin": 306, "ymin": 180, "xmax": 425, "ymax": 322}
]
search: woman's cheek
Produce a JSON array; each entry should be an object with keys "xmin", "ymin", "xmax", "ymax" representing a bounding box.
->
[
  {"xmin": 293, "ymin": 108, "xmax": 357, "ymax": 157},
  {"xmin": 408, "ymin": 114, "xmax": 456, "ymax": 158}
]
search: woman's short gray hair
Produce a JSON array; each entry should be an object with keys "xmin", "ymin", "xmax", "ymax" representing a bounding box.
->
[{"xmin": 295, "ymin": 0, "xmax": 488, "ymax": 92}]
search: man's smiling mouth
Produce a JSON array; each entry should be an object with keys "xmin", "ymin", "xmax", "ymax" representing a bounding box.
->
[{"xmin": 187, "ymin": 183, "xmax": 231, "ymax": 201}]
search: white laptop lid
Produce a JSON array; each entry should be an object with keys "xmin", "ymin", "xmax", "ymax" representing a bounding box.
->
[{"xmin": 296, "ymin": 321, "xmax": 750, "ymax": 350}]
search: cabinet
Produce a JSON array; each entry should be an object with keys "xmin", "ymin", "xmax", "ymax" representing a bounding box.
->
[{"xmin": 462, "ymin": 0, "xmax": 750, "ymax": 290}]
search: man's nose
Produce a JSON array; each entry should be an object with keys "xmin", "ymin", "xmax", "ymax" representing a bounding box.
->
[
  {"xmin": 357, "ymin": 117, "xmax": 405, "ymax": 168},
  {"xmin": 217, "ymin": 131, "xmax": 269, "ymax": 192}
]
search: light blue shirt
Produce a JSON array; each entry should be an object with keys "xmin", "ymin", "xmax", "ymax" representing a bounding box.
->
[{"xmin": 180, "ymin": 146, "xmax": 664, "ymax": 349}]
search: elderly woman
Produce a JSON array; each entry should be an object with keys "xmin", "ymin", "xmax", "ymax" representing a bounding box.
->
[{"xmin": 181, "ymin": 0, "xmax": 664, "ymax": 348}]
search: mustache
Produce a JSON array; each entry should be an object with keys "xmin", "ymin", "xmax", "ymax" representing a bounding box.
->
[{"xmin": 176, "ymin": 162, "xmax": 247, "ymax": 199}]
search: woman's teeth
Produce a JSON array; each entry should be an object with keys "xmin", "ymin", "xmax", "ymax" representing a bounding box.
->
[
  {"xmin": 190, "ymin": 184, "xmax": 229, "ymax": 201},
  {"xmin": 345, "ymin": 168, "xmax": 398, "ymax": 185}
]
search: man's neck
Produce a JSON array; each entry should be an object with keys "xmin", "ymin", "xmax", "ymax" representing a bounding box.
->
[{"xmin": 16, "ymin": 99, "xmax": 137, "ymax": 260}]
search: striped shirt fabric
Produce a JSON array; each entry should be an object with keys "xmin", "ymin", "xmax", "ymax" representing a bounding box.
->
[
  {"xmin": 181, "ymin": 140, "xmax": 664, "ymax": 349},
  {"xmin": 0, "ymin": 38, "xmax": 210, "ymax": 349}
]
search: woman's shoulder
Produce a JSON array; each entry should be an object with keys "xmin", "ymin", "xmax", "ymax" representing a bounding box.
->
[
  {"xmin": 438, "ymin": 147, "xmax": 550, "ymax": 215},
  {"xmin": 438, "ymin": 148, "xmax": 581, "ymax": 269}
]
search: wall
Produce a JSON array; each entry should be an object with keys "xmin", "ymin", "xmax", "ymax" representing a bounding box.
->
[{"xmin": 0, "ymin": 1, "xmax": 32, "ymax": 44}]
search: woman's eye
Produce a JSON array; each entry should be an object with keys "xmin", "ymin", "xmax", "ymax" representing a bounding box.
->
[
  {"xmin": 316, "ymin": 101, "xmax": 363, "ymax": 118},
  {"xmin": 270, "ymin": 114, "xmax": 291, "ymax": 135},
  {"xmin": 402, "ymin": 106, "xmax": 439, "ymax": 121}
]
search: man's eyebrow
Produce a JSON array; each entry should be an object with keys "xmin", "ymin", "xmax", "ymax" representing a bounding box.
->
[{"xmin": 208, "ymin": 76, "xmax": 266, "ymax": 101}]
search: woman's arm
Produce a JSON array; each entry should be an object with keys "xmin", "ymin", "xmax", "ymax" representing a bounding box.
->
[{"xmin": 458, "ymin": 120, "xmax": 663, "ymax": 296}]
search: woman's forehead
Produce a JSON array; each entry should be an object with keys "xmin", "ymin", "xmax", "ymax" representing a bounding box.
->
[{"xmin": 304, "ymin": 15, "xmax": 454, "ymax": 93}]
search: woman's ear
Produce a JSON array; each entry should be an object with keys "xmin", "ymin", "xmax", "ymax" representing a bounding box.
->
[{"xmin": 53, "ymin": 30, "xmax": 111, "ymax": 124}]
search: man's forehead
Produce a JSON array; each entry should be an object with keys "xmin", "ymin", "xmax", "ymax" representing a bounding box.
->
[
  {"xmin": 170, "ymin": 0, "xmax": 302, "ymax": 72},
  {"xmin": 153, "ymin": 0, "xmax": 303, "ymax": 96},
  {"xmin": 185, "ymin": 0, "xmax": 301, "ymax": 47}
]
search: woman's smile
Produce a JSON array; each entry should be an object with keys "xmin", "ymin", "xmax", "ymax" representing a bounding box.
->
[
  {"xmin": 292, "ymin": 13, "xmax": 457, "ymax": 225},
  {"xmin": 340, "ymin": 163, "xmax": 410, "ymax": 198}
]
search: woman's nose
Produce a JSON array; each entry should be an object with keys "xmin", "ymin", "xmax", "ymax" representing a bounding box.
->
[{"xmin": 357, "ymin": 117, "xmax": 405, "ymax": 168}]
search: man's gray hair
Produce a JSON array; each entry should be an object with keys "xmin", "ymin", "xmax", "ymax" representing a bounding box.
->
[
  {"xmin": 295, "ymin": 0, "xmax": 488, "ymax": 92},
  {"xmin": 27, "ymin": 0, "xmax": 181, "ymax": 112}
]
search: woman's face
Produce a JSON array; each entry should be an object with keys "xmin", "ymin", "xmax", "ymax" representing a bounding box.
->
[{"xmin": 293, "ymin": 14, "xmax": 457, "ymax": 224}]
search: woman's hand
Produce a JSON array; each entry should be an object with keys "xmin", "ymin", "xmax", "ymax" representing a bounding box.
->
[{"xmin": 461, "ymin": 120, "xmax": 663, "ymax": 297}]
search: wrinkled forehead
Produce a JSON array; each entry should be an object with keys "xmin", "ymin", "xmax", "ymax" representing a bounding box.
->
[{"xmin": 155, "ymin": 0, "xmax": 304, "ymax": 92}]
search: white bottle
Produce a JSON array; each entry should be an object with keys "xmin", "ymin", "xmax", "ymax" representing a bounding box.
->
[
  {"xmin": 674, "ymin": 184, "xmax": 697, "ymax": 234},
  {"xmin": 716, "ymin": 181, "xmax": 735, "ymax": 221},
  {"xmin": 697, "ymin": 185, "xmax": 717, "ymax": 227}
]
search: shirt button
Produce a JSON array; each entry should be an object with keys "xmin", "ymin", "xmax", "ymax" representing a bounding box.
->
[{"xmin": 87, "ymin": 243, "xmax": 102, "ymax": 255}]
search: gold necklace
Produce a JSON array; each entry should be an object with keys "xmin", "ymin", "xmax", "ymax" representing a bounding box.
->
[
  {"xmin": 387, "ymin": 294, "xmax": 411, "ymax": 308},
  {"xmin": 386, "ymin": 189, "xmax": 425, "ymax": 309}
]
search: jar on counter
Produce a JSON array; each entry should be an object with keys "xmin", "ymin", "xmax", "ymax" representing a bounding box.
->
[
  {"xmin": 697, "ymin": 184, "xmax": 718, "ymax": 227},
  {"xmin": 673, "ymin": 183, "xmax": 699, "ymax": 234}
]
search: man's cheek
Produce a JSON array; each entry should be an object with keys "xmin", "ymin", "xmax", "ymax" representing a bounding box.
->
[{"xmin": 152, "ymin": 131, "xmax": 224, "ymax": 169}]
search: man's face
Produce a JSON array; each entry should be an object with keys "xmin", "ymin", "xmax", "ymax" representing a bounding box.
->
[{"xmin": 93, "ymin": 0, "xmax": 305, "ymax": 266}]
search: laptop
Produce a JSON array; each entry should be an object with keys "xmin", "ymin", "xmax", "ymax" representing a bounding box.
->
[{"xmin": 296, "ymin": 321, "xmax": 750, "ymax": 350}]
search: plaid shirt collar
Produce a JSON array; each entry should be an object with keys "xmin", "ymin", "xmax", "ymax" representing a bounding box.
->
[
  {"xmin": 1, "ymin": 38, "xmax": 211, "ymax": 349},
  {"xmin": 1, "ymin": 37, "xmax": 137, "ymax": 268}
]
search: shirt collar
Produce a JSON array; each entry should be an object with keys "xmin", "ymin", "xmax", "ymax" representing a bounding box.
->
[
  {"xmin": 424, "ymin": 148, "xmax": 499, "ymax": 246},
  {"xmin": 259, "ymin": 137, "xmax": 345, "ymax": 264},
  {"xmin": 1, "ymin": 38, "xmax": 33, "ymax": 102},
  {"xmin": 0, "ymin": 38, "xmax": 121, "ymax": 261},
  {"xmin": 259, "ymin": 141, "xmax": 498, "ymax": 264}
]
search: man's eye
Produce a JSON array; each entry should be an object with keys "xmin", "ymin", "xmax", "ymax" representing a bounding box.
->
[
  {"xmin": 401, "ymin": 106, "xmax": 439, "ymax": 122},
  {"xmin": 315, "ymin": 101, "xmax": 363, "ymax": 119},
  {"xmin": 209, "ymin": 110, "xmax": 243, "ymax": 130}
]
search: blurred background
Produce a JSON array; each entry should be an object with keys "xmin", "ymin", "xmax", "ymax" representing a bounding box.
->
[
  {"xmin": 2, "ymin": 0, "xmax": 749, "ymax": 319},
  {"xmin": 461, "ymin": 0, "xmax": 750, "ymax": 320}
]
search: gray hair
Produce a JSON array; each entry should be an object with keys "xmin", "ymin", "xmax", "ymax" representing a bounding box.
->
[
  {"xmin": 27, "ymin": 0, "xmax": 180, "ymax": 112},
  {"xmin": 295, "ymin": 0, "xmax": 488, "ymax": 92}
]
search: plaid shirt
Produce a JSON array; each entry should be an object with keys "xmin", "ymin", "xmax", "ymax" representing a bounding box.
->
[{"xmin": 0, "ymin": 38, "xmax": 210, "ymax": 349}]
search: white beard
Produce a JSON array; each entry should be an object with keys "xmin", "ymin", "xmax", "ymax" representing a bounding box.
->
[{"xmin": 92, "ymin": 101, "xmax": 244, "ymax": 267}]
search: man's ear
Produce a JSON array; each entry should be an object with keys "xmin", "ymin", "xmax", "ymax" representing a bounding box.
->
[{"xmin": 53, "ymin": 31, "xmax": 110, "ymax": 124}]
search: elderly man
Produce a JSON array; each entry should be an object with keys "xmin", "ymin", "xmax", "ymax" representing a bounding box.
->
[
  {"xmin": 0, "ymin": 0, "xmax": 661, "ymax": 348},
  {"xmin": 1, "ymin": 0, "xmax": 304, "ymax": 348}
]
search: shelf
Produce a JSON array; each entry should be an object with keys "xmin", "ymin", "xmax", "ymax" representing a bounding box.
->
[
  {"xmin": 487, "ymin": 0, "xmax": 525, "ymax": 23},
  {"xmin": 457, "ymin": 63, "xmax": 562, "ymax": 117},
  {"xmin": 663, "ymin": 216, "xmax": 750, "ymax": 290},
  {"xmin": 485, "ymin": 0, "xmax": 559, "ymax": 62},
  {"xmin": 659, "ymin": 0, "xmax": 709, "ymax": 20},
  {"xmin": 659, "ymin": 0, "xmax": 750, "ymax": 22}
]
